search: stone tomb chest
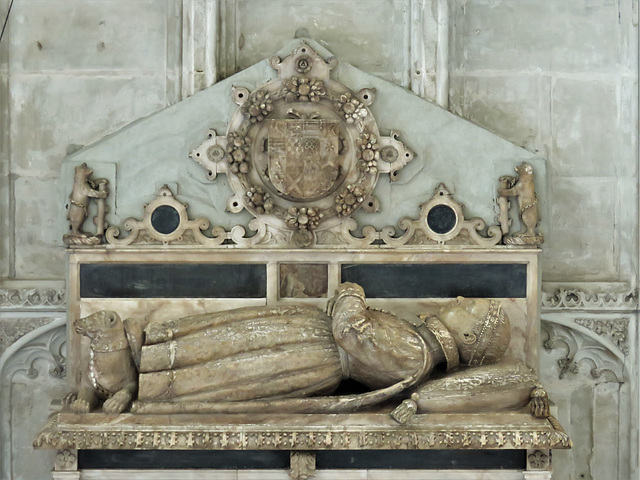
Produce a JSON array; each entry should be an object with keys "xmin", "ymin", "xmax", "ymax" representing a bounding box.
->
[{"xmin": 35, "ymin": 41, "xmax": 569, "ymax": 479}]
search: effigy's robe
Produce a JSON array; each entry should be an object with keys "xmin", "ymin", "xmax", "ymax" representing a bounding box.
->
[{"xmin": 137, "ymin": 305, "xmax": 343, "ymax": 402}]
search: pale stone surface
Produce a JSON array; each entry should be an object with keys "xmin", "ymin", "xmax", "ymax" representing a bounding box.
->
[
  {"xmin": 452, "ymin": 0, "xmax": 624, "ymax": 73},
  {"xmin": 10, "ymin": 75, "xmax": 167, "ymax": 175},
  {"xmin": 550, "ymin": 78, "xmax": 622, "ymax": 177},
  {"xmin": 224, "ymin": 0, "xmax": 412, "ymax": 86},
  {"xmin": 449, "ymin": 75, "xmax": 551, "ymax": 158},
  {"xmin": 542, "ymin": 177, "xmax": 617, "ymax": 282},
  {"xmin": 14, "ymin": 177, "xmax": 66, "ymax": 278},
  {"xmin": 10, "ymin": 0, "xmax": 168, "ymax": 73}
]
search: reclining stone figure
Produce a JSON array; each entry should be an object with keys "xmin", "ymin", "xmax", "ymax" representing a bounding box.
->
[{"xmin": 70, "ymin": 282, "xmax": 548, "ymax": 421}]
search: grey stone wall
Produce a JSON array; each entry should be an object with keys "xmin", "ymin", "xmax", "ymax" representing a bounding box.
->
[{"xmin": 0, "ymin": 1, "xmax": 637, "ymax": 479}]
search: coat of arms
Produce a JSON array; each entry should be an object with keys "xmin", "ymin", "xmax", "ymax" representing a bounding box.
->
[{"xmin": 268, "ymin": 119, "xmax": 340, "ymax": 201}]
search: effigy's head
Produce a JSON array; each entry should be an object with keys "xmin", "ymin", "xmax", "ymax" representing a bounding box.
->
[{"xmin": 438, "ymin": 298, "xmax": 511, "ymax": 366}]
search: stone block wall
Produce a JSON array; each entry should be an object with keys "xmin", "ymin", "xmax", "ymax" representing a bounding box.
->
[{"xmin": 0, "ymin": 1, "xmax": 637, "ymax": 479}]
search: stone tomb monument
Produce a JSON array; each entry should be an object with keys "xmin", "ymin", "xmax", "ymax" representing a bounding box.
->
[{"xmin": 35, "ymin": 41, "xmax": 568, "ymax": 479}]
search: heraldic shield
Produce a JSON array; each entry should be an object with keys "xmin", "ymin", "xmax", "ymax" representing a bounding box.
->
[{"xmin": 268, "ymin": 119, "xmax": 341, "ymax": 201}]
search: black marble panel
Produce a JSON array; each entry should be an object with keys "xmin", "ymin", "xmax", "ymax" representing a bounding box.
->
[
  {"xmin": 79, "ymin": 263, "xmax": 267, "ymax": 298},
  {"xmin": 77, "ymin": 449, "xmax": 526, "ymax": 470},
  {"xmin": 78, "ymin": 450, "xmax": 289, "ymax": 469},
  {"xmin": 340, "ymin": 263, "xmax": 527, "ymax": 298},
  {"xmin": 316, "ymin": 449, "xmax": 527, "ymax": 469}
]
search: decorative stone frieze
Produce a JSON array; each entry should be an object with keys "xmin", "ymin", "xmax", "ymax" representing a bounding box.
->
[
  {"xmin": 0, "ymin": 288, "xmax": 65, "ymax": 311},
  {"xmin": 34, "ymin": 413, "xmax": 571, "ymax": 451},
  {"xmin": 541, "ymin": 287, "xmax": 638, "ymax": 311}
]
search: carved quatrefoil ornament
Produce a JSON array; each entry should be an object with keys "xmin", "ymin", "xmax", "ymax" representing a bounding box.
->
[{"xmin": 190, "ymin": 42, "xmax": 415, "ymax": 247}]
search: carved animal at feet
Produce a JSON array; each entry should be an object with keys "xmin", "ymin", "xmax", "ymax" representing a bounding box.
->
[
  {"xmin": 70, "ymin": 310, "xmax": 137, "ymax": 414},
  {"xmin": 498, "ymin": 162, "xmax": 539, "ymax": 237},
  {"xmin": 66, "ymin": 162, "xmax": 107, "ymax": 236}
]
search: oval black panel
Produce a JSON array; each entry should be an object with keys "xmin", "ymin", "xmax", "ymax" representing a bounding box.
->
[
  {"xmin": 150, "ymin": 205, "xmax": 180, "ymax": 234},
  {"xmin": 426, "ymin": 204, "xmax": 457, "ymax": 234}
]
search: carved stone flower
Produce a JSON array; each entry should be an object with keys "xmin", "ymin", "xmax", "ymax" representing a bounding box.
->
[
  {"xmin": 242, "ymin": 90, "xmax": 273, "ymax": 124},
  {"xmin": 283, "ymin": 77, "xmax": 326, "ymax": 103},
  {"xmin": 295, "ymin": 56, "xmax": 312, "ymax": 74},
  {"xmin": 356, "ymin": 133, "xmax": 379, "ymax": 174},
  {"xmin": 246, "ymin": 186, "xmax": 273, "ymax": 214},
  {"xmin": 335, "ymin": 184, "xmax": 365, "ymax": 216},
  {"xmin": 334, "ymin": 93, "xmax": 367, "ymax": 124},
  {"xmin": 225, "ymin": 132, "xmax": 251, "ymax": 174},
  {"xmin": 285, "ymin": 206, "xmax": 322, "ymax": 230}
]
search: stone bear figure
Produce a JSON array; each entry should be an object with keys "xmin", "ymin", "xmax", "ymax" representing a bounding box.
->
[{"xmin": 66, "ymin": 162, "xmax": 108, "ymax": 236}]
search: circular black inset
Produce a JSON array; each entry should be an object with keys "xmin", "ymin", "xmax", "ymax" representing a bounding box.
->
[
  {"xmin": 426, "ymin": 204, "xmax": 457, "ymax": 235},
  {"xmin": 151, "ymin": 205, "xmax": 181, "ymax": 234}
]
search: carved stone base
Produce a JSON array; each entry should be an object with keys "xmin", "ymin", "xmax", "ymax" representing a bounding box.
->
[
  {"xmin": 62, "ymin": 234, "xmax": 102, "ymax": 246},
  {"xmin": 504, "ymin": 235, "xmax": 544, "ymax": 246},
  {"xmin": 53, "ymin": 469, "xmax": 551, "ymax": 479}
]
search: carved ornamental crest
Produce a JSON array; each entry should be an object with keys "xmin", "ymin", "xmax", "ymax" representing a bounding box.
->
[{"xmin": 190, "ymin": 41, "xmax": 415, "ymax": 247}]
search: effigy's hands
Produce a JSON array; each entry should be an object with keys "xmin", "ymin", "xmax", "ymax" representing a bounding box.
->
[{"xmin": 103, "ymin": 390, "xmax": 132, "ymax": 414}]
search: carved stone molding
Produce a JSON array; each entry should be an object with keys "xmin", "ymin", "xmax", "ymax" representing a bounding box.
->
[
  {"xmin": 541, "ymin": 287, "xmax": 638, "ymax": 311},
  {"xmin": 0, "ymin": 288, "xmax": 66, "ymax": 311},
  {"xmin": 541, "ymin": 319, "xmax": 625, "ymax": 382},
  {"xmin": 1, "ymin": 319, "xmax": 67, "ymax": 480},
  {"xmin": 34, "ymin": 413, "xmax": 571, "ymax": 451},
  {"xmin": 573, "ymin": 318, "xmax": 629, "ymax": 355},
  {"xmin": 0, "ymin": 318, "xmax": 57, "ymax": 358}
]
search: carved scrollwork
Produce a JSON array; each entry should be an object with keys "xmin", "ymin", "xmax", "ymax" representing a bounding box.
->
[
  {"xmin": 380, "ymin": 184, "xmax": 502, "ymax": 247},
  {"xmin": 105, "ymin": 186, "xmax": 227, "ymax": 247}
]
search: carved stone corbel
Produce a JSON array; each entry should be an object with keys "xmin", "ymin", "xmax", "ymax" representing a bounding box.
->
[
  {"xmin": 527, "ymin": 449, "xmax": 550, "ymax": 470},
  {"xmin": 290, "ymin": 451, "xmax": 316, "ymax": 480}
]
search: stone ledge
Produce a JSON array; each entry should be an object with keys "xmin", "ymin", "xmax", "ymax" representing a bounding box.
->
[{"xmin": 34, "ymin": 412, "xmax": 571, "ymax": 451}]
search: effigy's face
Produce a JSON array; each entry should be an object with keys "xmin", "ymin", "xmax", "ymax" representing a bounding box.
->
[{"xmin": 438, "ymin": 297, "xmax": 492, "ymax": 362}]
